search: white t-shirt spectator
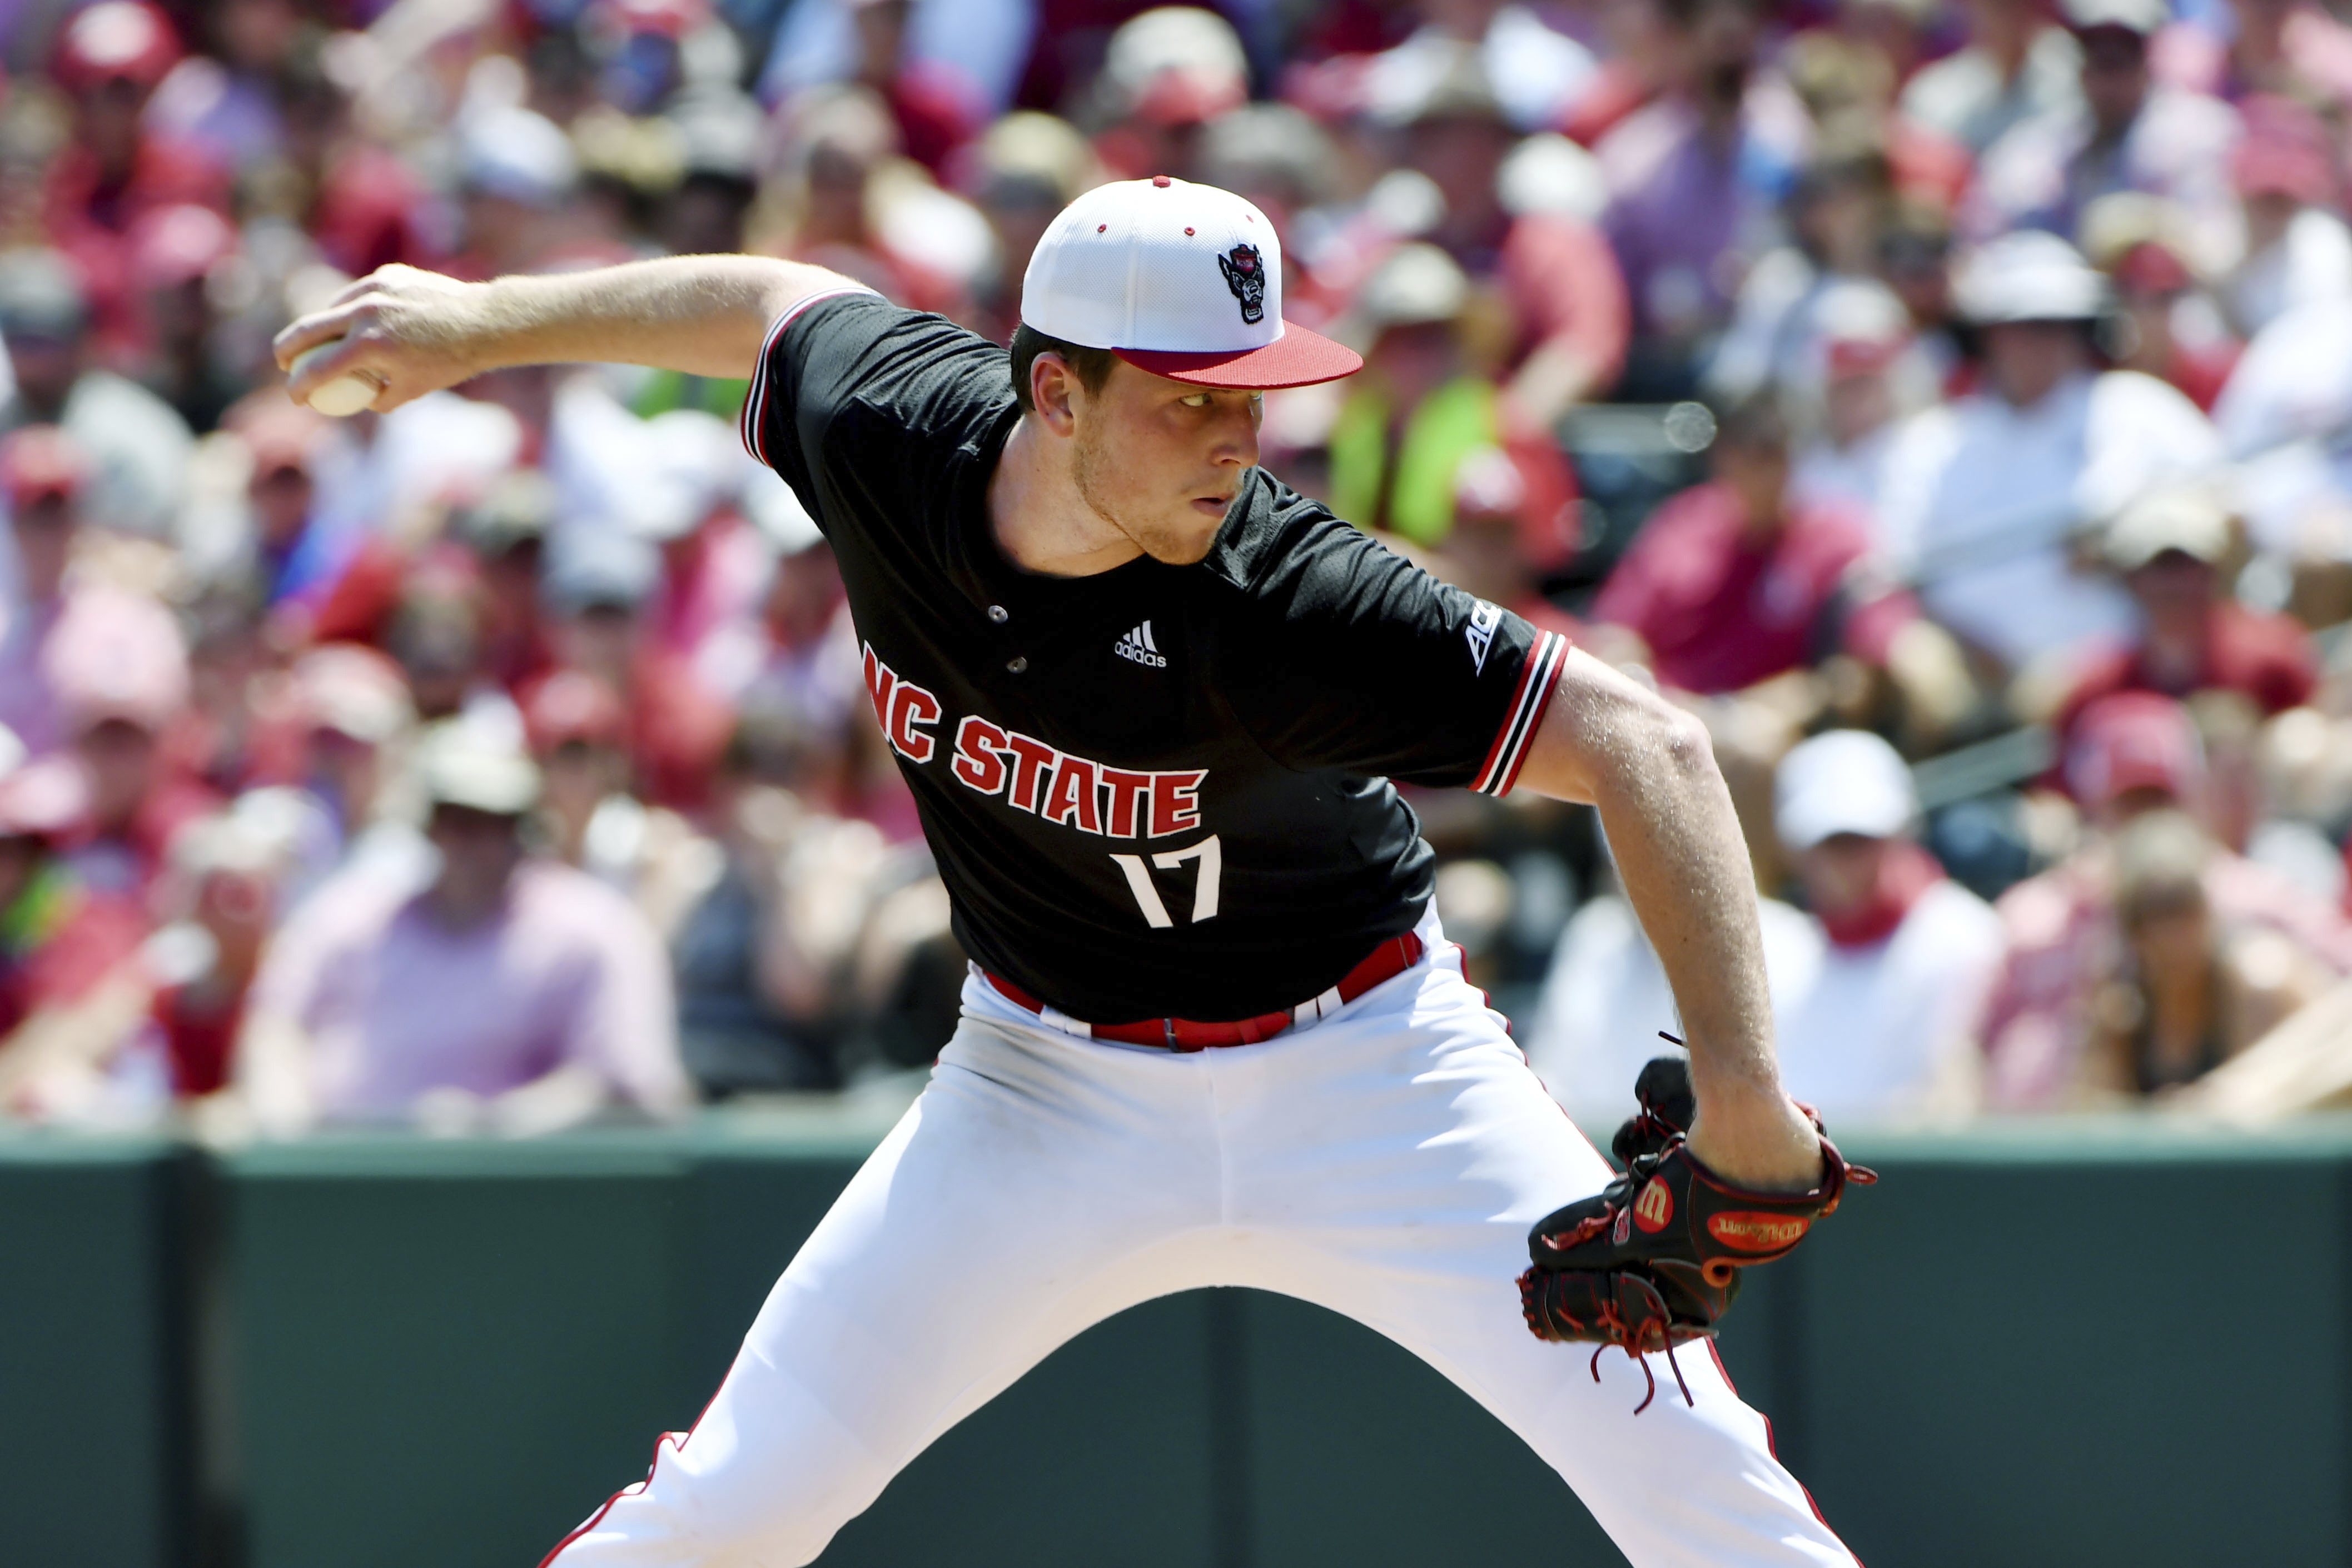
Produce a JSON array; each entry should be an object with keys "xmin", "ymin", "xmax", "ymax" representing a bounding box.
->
[
  {"xmin": 1899, "ymin": 26, "xmax": 2082, "ymax": 155},
  {"xmin": 249, "ymin": 857, "xmax": 688, "ymax": 1122},
  {"xmin": 2224, "ymin": 206, "xmax": 2352, "ymax": 337},
  {"xmin": 1790, "ymin": 423, "xmax": 1898, "ymax": 525},
  {"xmin": 1526, "ymin": 880, "xmax": 2002, "ymax": 1129},
  {"xmin": 1964, "ymin": 88, "xmax": 2241, "ymax": 256},
  {"xmin": 1774, "ymin": 878, "xmax": 2006, "ymax": 1124},
  {"xmin": 2209, "ymin": 293, "xmax": 2352, "ymax": 564},
  {"xmin": 1877, "ymin": 368, "xmax": 2222, "ymax": 669},
  {"xmin": 1524, "ymin": 893, "xmax": 1817, "ymax": 1129}
]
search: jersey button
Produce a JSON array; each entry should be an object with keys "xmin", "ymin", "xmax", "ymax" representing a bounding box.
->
[
  {"xmin": 1006, "ymin": 655, "xmax": 1028, "ymax": 674},
  {"xmin": 987, "ymin": 604, "xmax": 1009, "ymax": 624}
]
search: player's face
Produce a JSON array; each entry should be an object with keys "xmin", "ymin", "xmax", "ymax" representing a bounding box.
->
[{"xmin": 1070, "ymin": 362, "xmax": 1262, "ymax": 565}]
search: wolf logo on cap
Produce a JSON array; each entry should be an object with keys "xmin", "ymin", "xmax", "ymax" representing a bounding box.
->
[{"xmin": 1218, "ymin": 242, "xmax": 1266, "ymax": 324}]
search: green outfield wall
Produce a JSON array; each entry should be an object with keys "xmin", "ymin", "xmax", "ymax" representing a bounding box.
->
[{"xmin": 5, "ymin": 1112, "xmax": 2349, "ymax": 1568}]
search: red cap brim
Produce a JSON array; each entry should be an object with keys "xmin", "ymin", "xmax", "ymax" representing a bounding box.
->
[{"xmin": 1115, "ymin": 320, "xmax": 1363, "ymax": 389}]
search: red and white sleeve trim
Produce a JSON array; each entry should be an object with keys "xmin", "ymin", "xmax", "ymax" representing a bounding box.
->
[
  {"xmin": 1470, "ymin": 629, "xmax": 1569, "ymax": 797},
  {"xmin": 738, "ymin": 285, "xmax": 879, "ymax": 466}
]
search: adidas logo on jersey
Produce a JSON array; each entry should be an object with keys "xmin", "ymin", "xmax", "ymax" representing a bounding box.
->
[{"xmin": 1115, "ymin": 620, "xmax": 1167, "ymax": 668}]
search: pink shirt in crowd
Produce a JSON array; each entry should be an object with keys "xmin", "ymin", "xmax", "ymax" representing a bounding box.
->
[
  {"xmin": 251, "ymin": 859, "xmax": 687, "ymax": 1121},
  {"xmin": 1592, "ymin": 481, "xmax": 1910, "ymax": 695}
]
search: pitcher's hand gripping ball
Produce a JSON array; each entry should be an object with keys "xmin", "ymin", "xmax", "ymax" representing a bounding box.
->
[
  {"xmin": 287, "ymin": 338, "xmax": 385, "ymax": 416},
  {"xmin": 1518, "ymin": 1054, "xmax": 1876, "ymax": 1411}
]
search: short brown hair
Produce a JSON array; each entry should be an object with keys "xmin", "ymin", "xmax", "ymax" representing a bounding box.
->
[{"xmin": 1009, "ymin": 323, "xmax": 1117, "ymax": 414}]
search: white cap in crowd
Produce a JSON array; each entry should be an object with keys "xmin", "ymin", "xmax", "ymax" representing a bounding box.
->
[
  {"xmin": 2104, "ymin": 486, "xmax": 2232, "ymax": 571},
  {"xmin": 1775, "ymin": 730, "xmax": 1921, "ymax": 852},
  {"xmin": 1021, "ymin": 176, "xmax": 1363, "ymax": 389},
  {"xmin": 1954, "ymin": 231, "xmax": 2112, "ymax": 325},
  {"xmin": 2062, "ymin": 0, "xmax": 2169, "ymax": 35},
  {"xmin": 420, "ymin": 726, "xmax": 543, "ymax": 818}
]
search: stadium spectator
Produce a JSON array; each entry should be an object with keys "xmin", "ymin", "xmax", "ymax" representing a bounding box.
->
[
  {"xmin": 128, "ymin": 203, "xmax": 245, "ymax": 434},
  {"xmin": 141, "ymin": 803, "xmax": 292, "ymax": 1103},
  {"xmin": 43, "ymin": 1, "xmax": 228, "ymax": 352},
  {"xmin": 1526, "ymin": 847, "xmax": 1818, "ymax": 1128},
  {"xmin": 0, "ymin": 251, "xmax": 193, "ymax": 539},
  {"xmin": 1422, "ymin": 446, "xmax": 1581, "ymax": 640},
  {"xmin": 961, "ymin": 110, "xmax": 1108, "ymax": 346},
  {"xmin": 1325, "ymin": 243, "xmax": 1575, "ymax": 560},
  {"xmin": 1363, "ymin": 0, "xmax": 1601, "ymax": 136},
  {"xmin": 1963, "ymin": 0, "xmax": 2239, "ymax": 246},
  {"xmin": 2084, "ymin": 203, "xmax": 2242, "ymax": 412},
  {"xmin": 2217, "ymin": 97, "xmax": 2352, "ymax": 339},
  {"xmin": 1086, "ymin": 7, "xmax": 1250, "ymax": 185},
  {"xmin": 2070, "ymin": 807, "xmax": 2334, "ymax": 1099},
  {"xmin": 543, "ymin": 527, "xmax": 735, "ymax": 813},
  {"xmin": 49, "ymin": 589, "xmax": 218, "ymax": 901},
  {"xmin": 1389, "ymin": 48, "xmax": 1631, "ymax": 426},
  {"xmin": 1784, "ymin": 279, "xmax": 1940, "ymax": 519},
  {"xmin": 523, "ymin": 669, "xmax": 711, "ymax": 938},
  {"xmin": 0, "ymin": 427, "xmax": 94, "ymax": 753},
  {"xmin": 0, "ymin": 752, "xmax": 167, "ymax": 1121},
  {"xmin": 1877, "ymin": 231, "xmax": 2222, "ymax": 681},
  {"xmin": 215, "ymin": 401, "xmax": 357, "ymax": 628},
  {"xmin": 1597, "ymin": 0, "xmax": 1806, "ymax": 394},
  {"xmin": 1898, "ymin": 0, "xmax": 2082, "ymax": 155},
  {"xmin": 1769, "ymin": 729, "xmax": 2005, "ymax": 1121},
  {"xmin": 1977, "ymin": 693, "xmax": 2352, "ymax": 1107},
  {"xmin": 763, "ymin": 84, "xmax": 973, "ymax": 317},
  {"xmin": 836, "ymin": 0, "xmax": 983, "ymax": 176},
  {"xmin": 1589, "ymin": 394, "xmax": 1915, "ymax": 698},
  {"xmin": 236, "ymin": 728, "xmax": 689, "ymax": 1136},
  {"xmin": 450, "ymin": 106, "xmax": 586, "ymax": 280},
  {"xmin": 1707, "ymin": 133, "xmax": 1897, "ymax": 407},
  {"xmin": 264, "ymin": 643, "xmax": 428, "ymax": 905},
  {"xmin": 2165, "ymin": 0, "xmax": 2352, "ymax": 109},
  {"xmin": 2048, "ymin": 487, "xmax": 2317, "ymax": 751}
]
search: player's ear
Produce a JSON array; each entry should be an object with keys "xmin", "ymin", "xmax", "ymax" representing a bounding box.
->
[{"xmin": 1031, "ymin": 352, "xmax": 1081, "ymax": 437}]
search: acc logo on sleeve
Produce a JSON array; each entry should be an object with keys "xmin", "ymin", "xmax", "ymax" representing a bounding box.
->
[{"xmin": 1464, "ymin": 599, "xmax": 1501, "ymax": 674}]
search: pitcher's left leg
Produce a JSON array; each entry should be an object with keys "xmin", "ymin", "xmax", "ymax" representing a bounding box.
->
[{"xmin": 1214, "ymin": 946, "xmax": 1857, "ymax": 1568}]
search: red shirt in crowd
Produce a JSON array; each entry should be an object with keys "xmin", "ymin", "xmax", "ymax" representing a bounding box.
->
[
  {"xmin": 2053, "ymin": 603, "xmax": 2318, "ymax": 745},
  {"xmin": 43, "ymin": 134, "xmax": 228, "ymax": 352},
  {"xmin": 1496, "ymin": 214, "xmax": 1632, "ymax": 391},
  {"xmin": 1591, "ymin": 482, "xmax": 1910, "ymax": 694},
  {"xmin": 151, "ymin": 983, "xmax": 241, "ymax": 1097},
  {"xmin": 0, "ymin": 875, "xmax": 146, "ymax": 1039}
]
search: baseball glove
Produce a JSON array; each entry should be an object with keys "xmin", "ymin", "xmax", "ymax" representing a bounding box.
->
[{"xmin": 1517, "ymin": 1053, "xmax": 1875, "ymax": 1412}]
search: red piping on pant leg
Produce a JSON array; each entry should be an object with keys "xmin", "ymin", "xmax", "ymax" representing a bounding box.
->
[
  {"xmin": 1449, "ymin": 941, "xmax": 1512, "ymax": 1036},
  {"xmin": 1709, "ymin": 1343, "xmax": 1865, "ymax": 1567},
  {"xmin": 537, "ymin": 1358, "xmax": 738, "ymax": 1566}
]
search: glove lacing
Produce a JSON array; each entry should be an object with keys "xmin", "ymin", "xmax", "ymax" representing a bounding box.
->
[{"xmin": 1587, "ymin": 1271, "xmax": 1693, "ymax": 1414}]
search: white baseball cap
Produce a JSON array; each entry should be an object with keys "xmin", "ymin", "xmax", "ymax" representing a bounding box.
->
[
  {"xmin": 1774, "ymin": 730, "xmax": 1919, "ymax": 852},
  {"xmin": 2104, "ymin": 486, "xmax": 2231, "ymax": 570},
  {"xmin": 1020, "ymin": 175, "xmax": 1363, "ymax": 389},
  {"xmin": 1955, "ymin": 231, "xmax": 2112, "ymax": 325},
  {"xmin": 419, "ymin": 726, "xmax": 543, "ymax": 817}
]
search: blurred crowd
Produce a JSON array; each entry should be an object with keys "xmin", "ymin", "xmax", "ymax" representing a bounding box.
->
[{"xmin": 2, "ymin": 0, "xmax": 2351, "ymax": 1138}]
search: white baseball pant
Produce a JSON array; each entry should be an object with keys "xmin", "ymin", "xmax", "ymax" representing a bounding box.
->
[{"xmin": 543, "ymin": 908, "xmax": 1857, "ymax": 1567}]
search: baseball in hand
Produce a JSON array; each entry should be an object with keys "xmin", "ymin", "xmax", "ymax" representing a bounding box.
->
[{"xmin": 287, "ymin": 339, "xmax": 385, "ymax": 417}]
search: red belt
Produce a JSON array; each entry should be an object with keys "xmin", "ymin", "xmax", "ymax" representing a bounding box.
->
[{"xmin": 985, "ymin": 932, "xmax": 1425, "ymax": 1052}]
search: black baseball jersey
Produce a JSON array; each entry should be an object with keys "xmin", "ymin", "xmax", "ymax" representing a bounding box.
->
[{"xmin": 742, "ymin": 290, "xmax": 1570, "ymax": 1023}]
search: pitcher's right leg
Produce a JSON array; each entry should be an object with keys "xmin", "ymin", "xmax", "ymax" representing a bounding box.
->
[{"xmin": 541, "ymin": 994, "xmax": 1229, "ymax": 1567}]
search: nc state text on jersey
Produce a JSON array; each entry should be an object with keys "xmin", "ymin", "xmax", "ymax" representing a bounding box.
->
[{"xmin": 864, "ymin": 644, "xmax": 1206, "ymax": 839}]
